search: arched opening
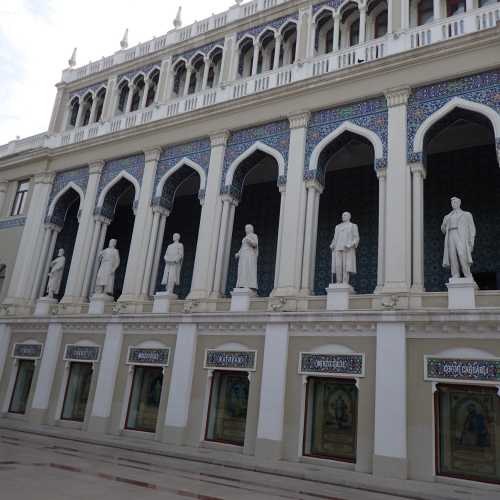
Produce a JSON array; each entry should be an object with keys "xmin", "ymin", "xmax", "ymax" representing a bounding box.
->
[
  {"xmin": 340, "ymin": 2, "xmax": 360, "ymax": 48},
  {"xmin": 446, "ymin": 0, "xmax": 466, "ymax": 16},
  {"xmin": 280, "ymin": 22, "xmax": 297, "ymax": 66},
  {"xmin": 313, "ymin": 131, "xmax": 378, "ymax": 294},
  {"xmin": 189, "ymin": 54, "xmax": 205, "ymax": 94},
  {"xmin": 422, "ymin": 107, "xmax": 499, "ymax": 291},
  {"xmin": 207, "ymin": 48, "xmax": 223, "ymax": 89},
  {"xmin": 367, "ymin": 0, "xmax": 388, "ymax": 40},
  {"xmin": 130, "ymin": 75, "xmax": 145, "ymax": 112},
  {"xmin": 80, "ymin": 93, "xmax": 93, "ymax": 127},
  {"xmin": 225, "ymin": 151, "xmax": 281, "ymax": 297},
  {"xmin": 98, "ymin": 177, "xmax": 136, "ymax": 299},
  {"xmin": 315, "ymin": 10, "xmax": 335, "ymax": 56},
  {"xmin": 68, "ymin": 97, "xmax": 80, "ymax": 128},
  {"xmin": 410, "ymin": 0, "xmax": 434, "ymax": 26},
  {"xmin": 146, "ymin": 69, "xmax": 160, "ymax": 107},
  {"xmin": 257, "ymin": 30, "xmax": 276, "ymax": 74},
  {"xmin": 154, "ymin": 166, "xmax": 202, "ymax": 298},
  {"xmin": 117, "ymin": 80, "xmax": 130, "ymax": 113},
  {"xmin": 94, "ymin": 88, "xmax": 106, "ymax": 122},
  {"xmin": 47, "ymin": 188, "xmax": 81, "ymax": 300},
  {"xmin": 238, "ymin": 37, "xmax": 255, "ymax": 79},
  {"xmin": 172, "ymin": 60, "xmax": 187, "ymax": 98}
]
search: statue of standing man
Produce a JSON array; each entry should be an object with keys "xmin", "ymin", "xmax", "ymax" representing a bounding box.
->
[
  {"xmin": 95, "ymin": 239, "xmax": 120, "ymax": 295},
  {"xmin": 161, "ymin": 233, "xmax": 184, "ymax": 294},
  {"xmin": 235, "ymin": 224, "xmax": 258, "ymax": 290},
  {"xmin": 330, "ymin": 212, "xmax": 360, "ymax": 286},
  {"xmin": 441, "ymin": 197, "xmax": 476, "ymax": 279},
  {"xmin": 46, "ymin": 248, "xmax": 66, "ymax": 299}
]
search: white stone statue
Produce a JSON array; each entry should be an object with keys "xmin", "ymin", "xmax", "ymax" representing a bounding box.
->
[
  {"xmin": 95, "ymin": 239, "xmax": 120, "ymax": 295},
  {"xmin": 441, "ymin": 197, "xmax": 476, "ymax": 279},
  {"xmin": 161, "ymin": 233, "xmax": 184, "ymax": 294},
  {"xmin": 330, "ymin": 212, "xmax": 360, "ymax": 286},
  {"xmin": 235, "ymin": 224, "xmax": 258, "ymax": 290},
  {"xmin": 46, "ymin": 248, "xmax": 66, "ymax": 299}
]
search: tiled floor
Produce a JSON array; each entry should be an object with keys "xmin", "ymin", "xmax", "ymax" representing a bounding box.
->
[{"xmin": 0, "ymin": 430, "xmax": 413, "ymax": 500}]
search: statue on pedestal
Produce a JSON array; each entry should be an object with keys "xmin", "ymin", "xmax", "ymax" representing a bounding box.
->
[
  {"xmin": 330, "ymin": 212, "xmax": 360, "ymax": 286},
  {"xmin": 235, "ymin": 224, "xmax": 258, "ymax": 290},
  {"xmin": 161, "ymin": 233, "xmax": 184, "ymax": 294},
  {"xmin": 441, "ymin": 197, "xmax": 476, "ymax": 279},
  {"xmin": 46, "ymin": 248, "xmax": 66, "ymax": 299},
  {"xmin": 95, "ymin": 239, "xmax": 120, "ymax": 295}
]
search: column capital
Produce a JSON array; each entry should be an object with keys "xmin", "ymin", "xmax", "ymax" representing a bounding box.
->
[
  {"xmin": 88, "ymin": 160, "xmax": 105, "ymax": 175},
  {"xmin": 94, "ymin": 214, "xmax": 111, "ymax": 225},
  {"xmin": 210, "ymin": 130, "xmax": 230, "ymax": 148},
  {"xmin": 144, "ymin": 148, "xmax": 162, "ymax": 163},
  {"xmin": 0, "ymin": 179, "xmax": 8, "ymax": 192},
  {"xmin": 221, "ymin": 193, "xmax": 238, "ymax": 206},
  {"xmin": 44, "ymin": 222, "xmax": 62, "ymax": 233},
  {"xmin": 152, "ymin": 204, "xmax": 170, "ymax": 217},
  {"xmin": 33, "ymin": 172, "xmax": 55, "ymax": 185},
  {"xmin": 305, "ymin": 178, "xmax": 324, "ymax": 194},
  {"xmin": 376, "ymin": 167, "xmax": 387, "ymax": 179},
  {"xmin": 288, "ymin": 112, "xmax": 310, "ymax": 130},
  {"xmin": 409, "ymin": 162, "xmax": 426, "ymax": 179},
  {"xmin": 385, "ymin": 87, "xmax": 411, "ymax": 108}
]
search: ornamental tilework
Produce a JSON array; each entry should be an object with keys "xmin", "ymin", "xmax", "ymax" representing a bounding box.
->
[
  {"xmin": 300, "ymin": 353, "xmax": 364, "ymax": 376},
  {"xmin": 172, "ymin": 40, "xmax": 224, "ymax": 64},
  {"xmin": 118, "ymin": 62, "xmax": 161, "ymax": 83},
  {"xmin": 47, "ymin": 166, "xmax": 88, "ymax": 209},
  {"xmin": 0, "ymin": 217, "xmax": 26, "ymax": 230},
  {"xmin": 426, "ymin": 357, "xmax": 500, "ymax": 382},
  {"xmin": 407, "ymin": 70, "xmax": 500, "ymax": 163},
  {"xmin": 221, "ymin": 121, "xmax": 290, "ymax": 200},
  {"xmin": 237, "ymin": 13, "xmax": 299, "ymax": 41},
  {"xmin": 97, "ymin": 154, "xmax": 145, "ymax": 200},
  {"xmin": 312, "ymin": 0, "xmax": 345, "ymax": 15},
  {"xmin": 69, "ymin": 81, "xmax": 107, "ymax": 100},
  {"xmin": 305, "ymin": 97, "xmax": 388, "ymax": 183}
]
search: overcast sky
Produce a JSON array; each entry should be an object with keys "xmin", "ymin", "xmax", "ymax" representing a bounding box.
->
[{"xmin": 0, "ymin": 0, "xmax": 230, "ymax": 145}]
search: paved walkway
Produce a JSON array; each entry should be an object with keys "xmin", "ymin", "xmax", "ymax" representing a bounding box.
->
[{"xmin": 0, "ymin": 429, "xmax": 411, "ymax": 500}]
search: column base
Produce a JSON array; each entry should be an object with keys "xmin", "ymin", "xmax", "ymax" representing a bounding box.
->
[
  {"xmin": 186, "ymin": 289, "xmax": 209, "ymax": 300},
  {"xmin": 326, "ymin": 283, "xmax": 353, "ymax": 311},
  {"xmin": 161, "ymin": 425, "xmax": 185, "ymax": 445},
  {"xmin": 34, "ymin": 297, "xmax": 58, "ymax": 316},
  {"xmin": 230, "ymin": 287, "xmax": 255, "ymax": 312},
  {"xmin": 28, "ymin": 407, "xmax": 48, "ymax": 426},
  {"xmin": 87, "ymin": 415, "xmax": 109, "ymax": 434},
  {"xmin": 446, "ymin": 277, "xmax": 477, "ymax": 309},
  {"xmin": 270, "ymin": 286, "xmax": 299, "ymax": 297},
  {"xmin": 254, "ymin": 438, "xmax": 283, "ymax": 460},
  {"xmin": 152, "ymin": 292, "xmax": 177, "ymax": 313},
  {"xmin": 372, "ymin": 454, "xmax": 407, "ymax": 479},
  {"xmin": 88, "ymin": 293, "xmax": 114, "ymax": 315}
]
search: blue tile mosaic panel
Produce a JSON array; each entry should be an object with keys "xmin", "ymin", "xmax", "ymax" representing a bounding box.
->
[
  {"xmin": 305, "ymin": 97, "xmax": 388, "ymax": 183},
  {"xmin": 64, "ymin": 344, "xmax": 100, "ymax": 362},
  {"xmin": 299, "ymin": 353, "xmax": 364, "ymax": 376},
  {"xmin": 205, "ymin": 350, "xmax": 257, "ymax": 370},
  {"xmin": 172, "ymin": 40, "xmax": 224, "ymax": 64},
  {"xmin": 128, "ymin": 347, "xmax": 170, "ymax": 366},
  {"xmin": 13, "ymin": 343, "xmax": 43, "ymax": 359},
  {"xmin": 69, "ymin": 81, "xmax": 107, "ymax": 99},
  {"xmin": 118, "ymin": 62, "xmax": 161, "ymax": 83},
  {"xmin": 0, "ymin": 217, "xmax": 26, "ymax": 230},
  {"xmin": 237, "ymin": 13, "xmax": 298, "ymax": 41},
  {"xmin": 407, "ymin": 70, "xmax": 500, "ymax": 163},
  {"xmin": 426, "ymin": 357, "xmax": 500, "ymax": 382},
  {"xmin": 97, "ymin": 154, "xmax": 145, "ymax": 200},
  {"xmin": 47, "ymin": 166, "xmax": 88, "ymax": 208}
]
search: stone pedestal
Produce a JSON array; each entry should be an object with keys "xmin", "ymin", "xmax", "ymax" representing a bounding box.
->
[
  {"xmin": 326, "ymin": 283, "xmax": 353, "ymax": 311},
  {"xmin": 230, "ymin": 287, "xmax": 255, "ymax": 312},
  {"xmin": 152, "ymin": 292, "xmax": 177, "ymax": 313},
  {"xmin": 34, "ymin": 297, "xmax": 57, "ymax": 316},
  {"xmin": 88, "ymin": 293, "xmax": 114, "ymax": 314},
  {"xmin": 446, "ymin": 277, "xmax": 477, "ymax": 310}
]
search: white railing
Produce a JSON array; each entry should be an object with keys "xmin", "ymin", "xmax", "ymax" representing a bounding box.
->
[{"xmin": 2, "ymin": 4, "xmax": 498, "ymax": 159}]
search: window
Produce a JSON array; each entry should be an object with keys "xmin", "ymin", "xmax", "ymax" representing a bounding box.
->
[
  {"xmin": 117, "ymin": 81, "xmax": 130, "ymax": 113},
  {"xmin": 418, "ymin": 0, "xmax": 434, "ymax": 25},
  {"xmin": 94, "ymin": 88, "xmax": 106, "ymax": 122},
  {"xmin": 125, "ymin": 366, "xmax": 163, "ymax": 432},
  {"xmin": 69, "ymin": 97, "xmax": 79, "ymax": 127},
  {"xmin": 81, "ymin": 94, "xmax": 93, "ymax": 127},
  {"xmin": 303, "ymin": 378, "xmax": 358, "ymax": 462},
  {"xmin": 205, "ymin": 371, "xmax": 249, "ymax": 446},
  {"xmin": 447, "ymin": 0, "xmax": 466, "ymax": 16},
  {"xmin": 61, "ymin": 362, "xmax": 93, "ymax": 421},
  {"xmin": 375, "ymin": 10, "xmax": 388, "ymax": 38},
  {"xmin": 436, "ymin": 384, "xmax": 500, "ymax": 484},
  {"xmin": 8, "ymin": 360, "xmax": 35, "ymax": 414},
  {"xmin": 10, "ymin": 180, "xmax": 29, "ymax": 216},
  {"xmin": 349, "ymin": 19, "xmax": 360, "ymax": 47},
  {"xmin": 145, "ymin": 70, "xmax": 160, "ymax": 107}
]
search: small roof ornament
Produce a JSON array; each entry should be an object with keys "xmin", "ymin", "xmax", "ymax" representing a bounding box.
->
[
  {"xmin": 120, "ymin": 28, "xmax": 129, "ymax": 49},
  {"xmin": 235, "ymin": 0, "xmax": 243, "ymax": 4},
  {"xmin": 68, "ymin": 47, "xmax": 77, "ymax": 68},
  {"xmin": 173, "ymin": 6, "xmax": 182, "ymax": 28}
]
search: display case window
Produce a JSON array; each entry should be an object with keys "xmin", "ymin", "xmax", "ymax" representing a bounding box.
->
[
  {"xmin": 205, "ymin": 371, "xmax": 249, "ymax": 446},
  {"xmin": 8, "ymin": 360, "xmax": 35, "ymax": 414},
  {"xmin": 125, "ymin": 366, "xmax": 163, "ymax": 432},
  {"xmin": 303, "ymin": 377, "xmax": 358, "ymax": 462},
  {"xmin": 436, "ymin": 384, "xmax": 500, "ymax": 484},
  {"xmin": 61, "ymin": 362, "xmax": 93, "ymax": 422}
]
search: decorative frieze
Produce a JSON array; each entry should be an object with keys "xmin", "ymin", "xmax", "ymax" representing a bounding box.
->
[
  {"xmin": 0, "ymin": 217, "xmax": 26, "ymax": 230},
  {"xmin": 12, "ymin": 343, "xmax": 43, "ymax": 359},
  {"xmin": 127, "ymin": 347, "xmax": 170, "ymax": 366},
  {"xmin": 69, "ymin": 81, "xmax": 107, "ymax": 100},
  {"xmin": 118, "ymin": 62, "xmax": 161, "ymax": 84},
  {"xmin": 425, "ymin": 356, "xmax": 500, "ymax": 383},
  {"xmin": 299, "ymin": 352, "xmax": 365, "ymax": 377},
  {"xmin": 63, "ymin": 344, "xmax": 100, "ymax": 362},
  {"xmin": 172, "ymin": 39, "xmax": 224, "ymax": 64},
  {"xmin": 237, "ymin": 14, "xmax": 298, "ymax": 41},
  {"xmin": 204, "ymin": 349, "xmax": 257, "ymax": 371}
]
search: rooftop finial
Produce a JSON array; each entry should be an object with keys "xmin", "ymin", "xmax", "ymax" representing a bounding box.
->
[
  {"xmin": 173, "ymin": 6, "xmax": 182, "ymax": 28},
  {"xmin": 120, "ymin": 28, "xmax": 129, "ymax": 49},
  {"xmin": 235, "ymin": 0, "xmax": 243, "ymax": 5},
  {"xmin": 68, "ymin": 47, "xmax": 77, "ymax": 68}
]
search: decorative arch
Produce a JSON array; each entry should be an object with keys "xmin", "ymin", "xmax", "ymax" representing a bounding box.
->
[
  {"xmin": 155, "ymin": 157, "xmax": 207, "ymax": 198},
  {"xmin": 237, "ymin": 34, "xmax": 256, "ymax": 48},
  {"xmin": 146, "ymin": 66, "xmax": 161, "ymax": 79},
  {"xmin": 307, "ymin": 121, "xmax": 384, "ymax": 174},
  {"xmin": 97, "ymin": 170, "xmax": 140, "ymax": 208},
  {"xmin": 280, "ymin": 19, "xmax": 298, "ymax": 34},
  {"xmin": 207, "ymin": 44, "xmax": 225, "ymax": 58},
  {"xmin": 47, "ymin": 182, "xmax": 84, "ymax": 218},
  {"xmin": 224, "ymin": 141, "xmax": 286, "ymax": 188},
  {"xmin": 173, "ymin": 57, "xmax": 188, "ymax": 69},
  {"xmin": 257, "ymin": 27, "xmax": 277, "ymax": 43},
  {"xmin": 313, "ymin": 6, "xmax": 336, "ymax": 23},
  {"xmin": 413, "ymin": 97, "xmax": 500, "ymax": 155},
  {"xmin": 188, "ymin": 51, "xmax": 206, "ymax": 65}
]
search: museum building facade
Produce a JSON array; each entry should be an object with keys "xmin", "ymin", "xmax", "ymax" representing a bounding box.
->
[{"xmin": 0, "ymin": 0, "xmax": 500, "ymax": 492}]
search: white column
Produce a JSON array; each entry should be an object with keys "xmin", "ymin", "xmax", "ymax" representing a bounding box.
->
[
  {"xmin": 88, "ymin": 96, "xmax": 98, "ymax": 124},
  {"xmin": 359, "ymin": 4, "xmax": 367, "ymax": 44},
  {"xmin": 38, "ymin": 226, "xmax": 60, "ymax": 299},
  {"xmin": 221, "ymin": 199, "xmax": 237, "ymax": 294},
  {"xmin": 163, "ymin": 323, "xmax": 197, "ymax": 444},
  {"xmin": 274, "ymin": 113, "xmax": 310, "ymax": 296},
  {"xmin": 383, "ymin": 88, "xmax": 412, "ymax": 293},
  {"xmin": 201, "ymin": 57, "xmax": 211, "ymax": 90},
  {"xmin": 30, "ymin": 225, "xmax": 53, "ymax": 301},
  {"xmin": 183, "ymin": 65, "xmax": 193, "ymax": 96},
  {"xmin": 88, "ymin": 321, "xmax": 123, "ymax": 433},
  {"xmin": 4, "ymin": 172, "xmax": 55, "ymax": 310},
  {"xmin": 62, "ymin": 161, "xmax": 104, "ymax": 303},
  {"xmin": 189, "ymin": 132, "xmax": 230, "ymax": 299},
  {"xmin": 333, "ymin": 15, "xmax": 341, "ymax": 51},
  {"xmin": 466, "ymin": 0, "xmax": 474, "ymax": 11},
  {"xmin": 125, "ymin": 84, "xmax": 135, "ymax": 113},
  {"xmin": 81, "ymin": 216, "xmax": 108, "ymax": 299},
  {"xmin": 149, "ymin": 211, "xmax": 169, "ymax": 296},
  {"xmin": 373, "ymin": 322, "xmax": 407, "ymax": 479},
  {"xmin": 0, "ymin": 324, "xmax": 11, "ymax": 388},
  {"xmin": 0, "ymin": 180, "xmax": 8, "ymax": 215},
  {"xmin": 251, "ymin": 42, "xmax": 260, "ymax": 76},
  {"xmin": 140, "ymin": 81, "xmax": 151, "ymax": 109},
  {"xmin": 274, "ymin": 187, "xmax": 286, "ymax": 288},
  {"xmin": 376, "ymin": 168, "xmax": 387, "ymax": 290},
  {"xmin": 273, "ymin": 35, "xmax": 282, "ymax": 70},
  {"xmin": 74, "ymin": 101, "xmax": 84, "ymax": 127},
  {"xmin": 433, "ymin": 0, "xmax": 442, "ymax": 20},
  {"xmin": 29, "ymin": 322, "xmax": 62, "ymax": 424},
  {"xmin": 411, "ymin": 163, "xmax": 426, "ymax": 292},
  {"xmin": 300, "ymin": 180, "xmax": 323, "ymax": 294},
  {"xmin": 119, "ymin": 149, "xmax": 161, "ymax": 302},
  {"xmin": 101, "ymin": 77, "xmax": 117, "ymax": 121},
  {"xmin": 401, "ymin": 0, "xmax": 410, "ymax": 30},
  {"xmin": 308, "ymin": 21, "xmax": 317, "ymax": 58},
  {"xmin": 256, "ymin": 323, "xmax": 289, "ymax": 460},
  {"xmin": 157, "ymin": 58, "xmax": 172, "ymax": 103}
]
